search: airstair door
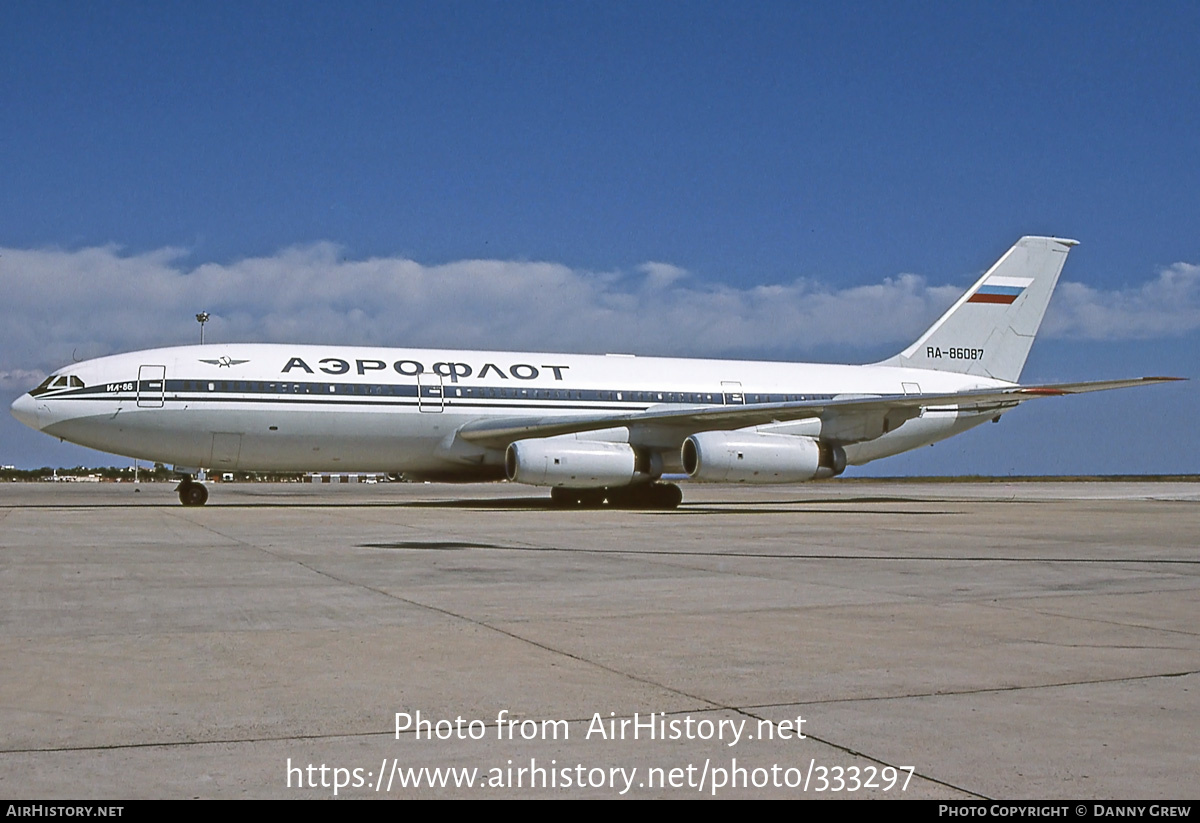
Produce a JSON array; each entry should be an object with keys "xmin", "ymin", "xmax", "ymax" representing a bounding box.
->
[
  {"xmin": 418, "ymin": 371, "xmax": 444, "ymax": 412},
  {"xmin": 137, "ymin": 365, "xmax": 166, "ymax": 408}
]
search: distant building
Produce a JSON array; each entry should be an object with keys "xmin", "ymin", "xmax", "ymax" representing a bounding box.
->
[{"xmin": 304, "ymin": 472, "xmax": 389, "ymax": 484}]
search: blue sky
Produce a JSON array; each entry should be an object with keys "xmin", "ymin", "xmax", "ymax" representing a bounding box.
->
[{"xmin": 2, "ymin": 2, "xmax": 1197, "ymax": 473}]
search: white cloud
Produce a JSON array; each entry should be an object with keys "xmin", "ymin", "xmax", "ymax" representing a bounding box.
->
[
  {"xmin": 1, "ymin": 243, "xmax": 1197, "ymax": 390},
  {"xmin": 1044, "ymin": 263, "xmax": 1200, "ymax": 339},
  {"xmin": 637, "ymin": 262, "xmax": 689, "ymax": 289}
]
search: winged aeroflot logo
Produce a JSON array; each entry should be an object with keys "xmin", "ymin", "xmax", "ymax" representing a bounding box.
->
[{"xmin": 199, "ymin": 356, "xmax": 251, "ymax": 368}]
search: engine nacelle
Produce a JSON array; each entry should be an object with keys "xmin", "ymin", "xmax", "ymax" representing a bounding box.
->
[
  {"xmin": 682, "ymin": 431, "xmax": 846, "ymax": 483},
  {"xmin": 505, "ymin": 438, "xmax": 638, "ymax": 488}
]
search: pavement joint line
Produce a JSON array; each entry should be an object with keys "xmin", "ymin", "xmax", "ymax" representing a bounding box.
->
[
  {"xmin": 984, "ymin": 601, "xmax": 1200, "ymax": 639},
  {"xmin": 357, "ymin": 541, "xmax": 1200, "ymax": 564},
  {"xmin": 735, "ymin": 668, "xmax": 1200, "ymax": 710}
]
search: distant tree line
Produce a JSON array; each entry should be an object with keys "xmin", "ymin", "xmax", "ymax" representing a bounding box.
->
[{"xmin": 0, "ymin": 465, "xmax": 308, "ymax": 482}]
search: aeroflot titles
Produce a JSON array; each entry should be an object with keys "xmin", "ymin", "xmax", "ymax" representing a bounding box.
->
[{"xmin": 281, "ymin": 357, "xmax": 571, "ymax": 383}]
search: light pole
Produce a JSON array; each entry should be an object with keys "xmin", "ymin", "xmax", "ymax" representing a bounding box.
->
[{"xmin": 196, "ymin": 312, "xmax": 209, "ymax": 344}]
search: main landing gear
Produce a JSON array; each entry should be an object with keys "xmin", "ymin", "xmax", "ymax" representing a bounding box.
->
[
  {"xmin": 550, "ymin": 482, "xmax": 683, "ymax": 510},
  {"xmin": 176, "ymin": 477, "xmax": 209, "ymax": 507}
]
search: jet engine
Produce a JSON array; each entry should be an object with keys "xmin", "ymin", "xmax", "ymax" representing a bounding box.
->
[
  {"xmin": 505, "ymin": 438, "xmax": 638, "ymax": 488},
  {"xmin": 682, "ymin": 431, "xmax": 846, "ymax": 483}
]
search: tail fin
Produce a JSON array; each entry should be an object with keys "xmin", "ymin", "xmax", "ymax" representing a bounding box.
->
[{"xmin": 875, "ymin": 236, "xmax": 1077, "ymax": 382}]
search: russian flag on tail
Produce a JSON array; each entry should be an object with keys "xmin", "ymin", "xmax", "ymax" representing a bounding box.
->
[{"xmin": 968, "ymin": 275, "xmax": 1034, "ymax": 304}]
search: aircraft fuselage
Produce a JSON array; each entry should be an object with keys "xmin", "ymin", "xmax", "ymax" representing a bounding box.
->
[{"xmin": 11, "ymin": 344, "xmax": 997, "ymax": 476}]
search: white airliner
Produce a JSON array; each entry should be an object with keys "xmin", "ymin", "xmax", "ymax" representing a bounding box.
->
[{"xmin": 10, "ymin": 236, "xmax": 1180, "ymax": 508}]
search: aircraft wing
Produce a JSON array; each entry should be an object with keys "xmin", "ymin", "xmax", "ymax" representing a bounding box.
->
[{"xmin": 455, "ymin": 376, "xmax": 1183, "ymax": 448}]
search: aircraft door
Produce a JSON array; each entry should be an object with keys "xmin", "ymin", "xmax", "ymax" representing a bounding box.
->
[
  {"xmin": 137, "ymin": 365, "xmax": 166, "ymax": 408},
  {"xmin": 209, "ymin": 433, "xmax": 243, "ymax": 470},
  {"xmin": 417, "ymin": 371, "xmax": 444, "ymax": 413},
  {"xmin": 721, "ymin": 381, "xmax": 745, "ymax": 405},
  {"xmin": 902, "ymin": 382, "xmax": 924, "ymax": 419}
]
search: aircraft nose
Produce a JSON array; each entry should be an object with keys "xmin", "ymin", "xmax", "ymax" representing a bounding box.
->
[{"xmin": 10, "ymin": 393, "xmax": 43, "ymax": 431}]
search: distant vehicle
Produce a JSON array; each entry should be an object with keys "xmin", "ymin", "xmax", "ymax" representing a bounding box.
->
[{"xmin": 10, "ymin": 237, "xmax": 1180, "ymax": 508}]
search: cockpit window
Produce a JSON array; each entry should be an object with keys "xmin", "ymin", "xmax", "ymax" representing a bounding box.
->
[{"xmin": 30, "ymin": 374, "xmax": 85, "ymax": 396}]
